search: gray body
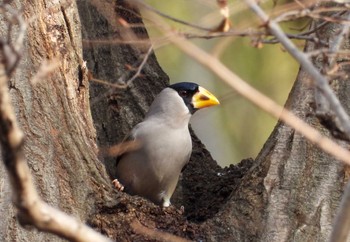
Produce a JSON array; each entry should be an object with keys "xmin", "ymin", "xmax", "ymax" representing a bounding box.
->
[{"xmin": 116, "ymin": 88, "xmax": 192, "ymax": 206}]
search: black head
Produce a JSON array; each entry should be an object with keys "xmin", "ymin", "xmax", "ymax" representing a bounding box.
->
[{"xmin": 169, "ymin": 82, "xmax": 199, "ymax": 114}]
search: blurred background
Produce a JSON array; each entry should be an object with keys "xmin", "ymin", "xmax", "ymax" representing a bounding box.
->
[{"xmin": 143, "ymin": 0, "xmax": 301, "ymax": 166}]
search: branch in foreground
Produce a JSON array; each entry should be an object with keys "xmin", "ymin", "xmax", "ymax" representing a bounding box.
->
[
  {"xmin": 0, "ymin": 4, "xmax": 111, "ymax": 242},
  {"xmin": 0, "ymin": 61, "xmax": 112, "ymax": 242},
  {"xmin": 245, "ymin": 0, "xmax": 350, "ymax": 141},
  {"xmin": 154, "ymin": 22, "xmax": 350, "ymax": 167},
  {"xmin": 170, "ymin": 17, "xmax": 350, "ymax": 242},
  {"xmin": 137, "ymin": 0, "xmax": 350, "ymax": 166},
  {"xmin": 134, "ymin": 0, "xmax": 212, "ymax": 31},
  {"xmin": 160, "ymin": 14, "xmax": 350, "ymax": 240}
]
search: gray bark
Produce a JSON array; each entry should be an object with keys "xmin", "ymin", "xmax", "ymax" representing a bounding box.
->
[
  {"xmin": 204, "ymin": 17, "xmax": 350, "ymax": 242},
  {"xmin": 0, "ymin": 1, "xmax": 111, "ymax": 241}
]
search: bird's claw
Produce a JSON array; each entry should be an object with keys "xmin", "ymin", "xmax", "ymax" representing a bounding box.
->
[
  {"xmin": 179, "ymin": 205, "xmax": 185, "ymax": 214},
  {"xmin": 112, "ymin": 179, "xmax": 124, "ymax": 191}
]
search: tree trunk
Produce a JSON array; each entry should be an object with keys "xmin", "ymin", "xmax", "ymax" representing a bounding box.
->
[
  {"xmin": 0, "ymin": 0, "xmax": 112, "ymax": 241},
  {"xmin": 202, "ymin": 20, "xmax": 350, "ymax": 242},
  {"xmin": 1, "ymin": 1, "xmax": 349, "ymax": 242}
]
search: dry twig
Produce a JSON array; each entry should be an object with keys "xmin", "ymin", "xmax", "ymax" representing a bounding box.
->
[
  {"xmin": 245, "ymin": 0, "xmax": 350, "ymax": 142},
  {"xmin": 135, "ymin": 0, "xmax": 212, "ymax": 31},
  {"xmin": 140, "ymin": 2, "xmax": 350, "ymax": 165},
  {"xmin": 168, "ymin": 33, "xmax": 350, "ymax": 165}
]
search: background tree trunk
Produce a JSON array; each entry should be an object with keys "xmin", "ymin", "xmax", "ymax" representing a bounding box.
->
[
  {"xmin": 77, "ymin": 0, "xmax": 169, "ymax": 179},
  {"xmin": 1, "ymin": 1, "xmax": 349, "ymax": 242}
]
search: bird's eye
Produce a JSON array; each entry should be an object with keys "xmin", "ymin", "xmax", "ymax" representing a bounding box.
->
[{"xmin": 179, "ymin": 90, "xmax": 188, "ymax": 97}]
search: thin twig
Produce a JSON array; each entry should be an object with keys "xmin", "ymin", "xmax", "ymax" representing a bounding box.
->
[
  {"xmin": 135, "ymin": 0, "xmax": 212, "ymax": 31},
  {"xmin": 90, "ymin": 77, "xmax": 126, "ymax": 89},
  {"xmin": 262, "ymin": 33, "xmax": 324, "ymax": 44},
  {"xmin": 87, "ymin": 0, "xmax": 155, "ymax": 108},
  {"xmin": 244, "ymin": 2, "xmax": 350, "ymax": 241},
  {"xmin": 245, "ymin": 0, "xmax": 350, "ymax": 141},
  {"xmin": 145, "ymin": 9, "xmax": 350, "ymax": 166},
  {"xmin": 90, "ymin": 45, "xmax": 154, "ymax": 106},
  {"xmin": 82, "ymin": 38, "xmax": 150, "ymax": 47},
  {"xmin": 160, "ymin": 32, "xmax": 350, "ymax": 166},
  {"xmin": 123, "ymin": 45, "xmax": 153, "ymax": 86}
]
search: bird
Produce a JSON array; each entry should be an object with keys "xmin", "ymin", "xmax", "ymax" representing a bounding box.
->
[{"xmin": 112, "ymin": 82, "xmax": 219, "ymax": 207}]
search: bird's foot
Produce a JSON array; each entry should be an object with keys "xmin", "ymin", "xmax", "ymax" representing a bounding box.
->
[
  {"xmin": 112, "ymin": 179, "xmax": 124, "ymax": 191},
  {"xmin": 179, "ymin": 205, "xmax": 185, "ymax": 214},
  {"xmin": 161, "ymin": 198, "xmax": 171, "ymax": 207}
]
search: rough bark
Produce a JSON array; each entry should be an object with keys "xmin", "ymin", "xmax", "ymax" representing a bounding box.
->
[
  {"xmin": 0, "ymin": 1, "xmax": 111, "ymax": 241},
  {"xmin": 203, "ymin": 20, "xmax": 350, "ymax": 242},
  {"xmin": 77, "ymin": 0, "xmax": 168, "ymax": 179}
]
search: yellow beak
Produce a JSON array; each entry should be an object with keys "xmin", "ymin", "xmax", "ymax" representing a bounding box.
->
[{"xmin": 192, "ymin": 86, "xmax": 220, "ymax": 109}]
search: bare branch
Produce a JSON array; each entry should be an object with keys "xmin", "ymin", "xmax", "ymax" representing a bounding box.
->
[
  {"xmin": 0, "ymin": 58, "xmax": 112, "ymax": 242},
  {"xmin": 89, "ymin": 44, "xmax": 154, "ymax": 107},
  {"xmin": 141, "ymin": 6, "xmax": 350, "ymax": 167},
  {"xmin": 122, "ymin": 45, "xmax": 153, "ymax": 86},
  {"xmin": 82, "ymin": 38, "xmax": 150, "ymax": 47},
  {"xmin": 245, "ymin": 0, "xmax": 350, "ymax": 142},
  {"xmin": 135, "ymin": 0, "xmax": 212, "ymax": 31},
  {"xmin": 239, "ymin": 2, "xmax": 350, "ymax": 241},
  {"xmin": 172, "ymin": 35, "xmax": 350, "ymax": 164}
]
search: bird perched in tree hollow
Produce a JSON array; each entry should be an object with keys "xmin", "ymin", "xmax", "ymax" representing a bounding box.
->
[{"xmin": 113, "ymin": 82, "xmax": 219, "ymax": 207}]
